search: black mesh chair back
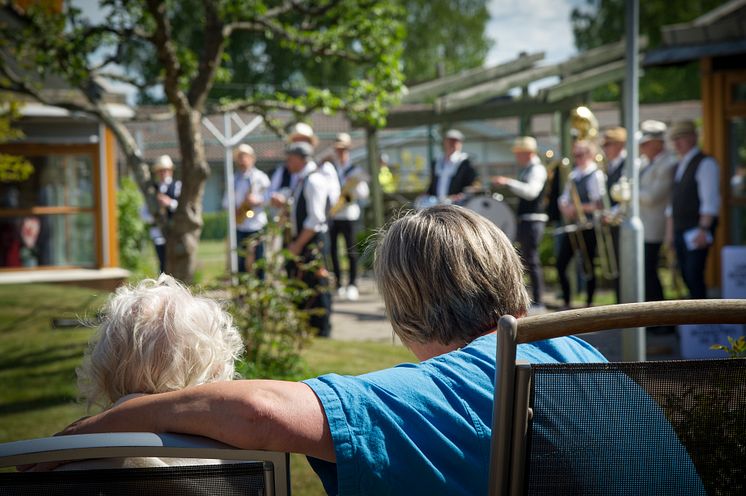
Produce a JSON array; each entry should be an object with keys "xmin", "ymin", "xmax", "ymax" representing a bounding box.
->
[
  {"xmin": 526, "ymin": 358, "xmax": 746, "ymax": 496},
  {"xmin": 489, "ymin": 299, "xmax": 746, "ymax": 496},
  {"xmin": 0, "ymin": 433, "xmax": 290, "ymax": 496}
]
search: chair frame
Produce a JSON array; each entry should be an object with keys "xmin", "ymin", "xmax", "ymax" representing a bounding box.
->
[
  {"xmin": 0, "ymin": 432, "xmax": 290, "ymax": 496},
  {"xmin": 488, "ymin": 299, "xmax": 746, "ymax": 496}
]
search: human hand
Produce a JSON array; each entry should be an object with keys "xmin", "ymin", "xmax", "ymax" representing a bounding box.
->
[
  {"xmin": 156, "ymin": 193, "xmax": 172, "ymax": 208},
  {"xmin": 692, "ymin": 228, "xmax": 709, "ymax": 249},
  {"xmin": 17, "ymin": 416, "xmax": 93, "ymax": 472},
  {"xmin": 492, "ymin": 176, "xmax": 509, "ymax": 186},
  {"xmin": 270, "ymin": 193, "xmax": 287, "ymax": 208}
]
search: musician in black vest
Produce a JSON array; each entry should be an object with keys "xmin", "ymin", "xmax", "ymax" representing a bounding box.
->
[
  {"xmin": 665, "ymin": 120, "xmax": 720, "ymax": 299},
  {"xmin": 601, "ymin": 127, "xmax": 627, "ymax": 303},
  {"xmin": 285, "ymin": 142, "xmax": 332, "ymax": 337},
  {"xmin": 142, "ymin": 155, "xmax": 181, "ymax": 275},
  {"xmin": 426, "ymin": 129, "xmax": 477, "ymax": 203},
  {"xmin": 556, "ymin": 140, "xmax": 607, "ymax": 309},
  {"xmin": 492, "ymin": 136, "xmax": 548, "ymax": 309}
]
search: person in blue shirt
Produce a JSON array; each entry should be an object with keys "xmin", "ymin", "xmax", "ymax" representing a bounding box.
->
[{"xmin": 48, "ymin": 205, "xmax": 697, "ymax": 494}]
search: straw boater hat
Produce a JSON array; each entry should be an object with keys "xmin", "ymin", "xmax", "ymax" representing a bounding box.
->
[
  {"xmin": 602, "ymin": 127, "xmax": 627, "ymax": 144},
  {"xmin": 639, "ymin": 120, "xmax": 667, "ymax": 144},
  {"xmin": 444, "ymin": 129, "xmax": 465, "ymax": 142},
  {"xmin": 152, "ymin": 155, "xmax": 174, "ymax": 172},
  {"xmin": 669, "ymin": 120, "xmax": 697, "ymax": 139},
  {"xmin": 234, "ymin": 143, "xmax": 255, "ymax": 158},
  {"xmin": 334, "ymin": 132, "xmax": 352, "ymax": 150},
  {"xmin": 288, "ymin": 122, "xmax": 318, "ymax": 146},
  {"xmin": 512, "ymin": 136, "xmax": 538, "ymax": 153}
]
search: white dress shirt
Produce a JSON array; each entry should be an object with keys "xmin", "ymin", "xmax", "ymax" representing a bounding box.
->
[
  {"xmin": 292, "ymin": 161, "xmax": 328, "ymax": 236},
  {"xmin": 224, "ymin": 167, "xmax": 270, "ymax": 232},
  {"xmin": 435, "ymin": 151, "xmax": 467, "ymax": 200},
  {"xmin": 503, "ymin": 155, "xmax": 548, "ymax": 221}
]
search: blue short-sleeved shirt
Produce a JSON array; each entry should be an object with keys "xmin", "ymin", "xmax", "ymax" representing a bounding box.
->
[{"xmin": 303, "ymin": 334, "xmax": 606, "ymax": 495}]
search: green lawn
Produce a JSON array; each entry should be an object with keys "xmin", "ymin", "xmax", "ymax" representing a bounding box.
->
[{"xmin": 0, "ymin": 282, "xmax": 412, "ymax": 495}]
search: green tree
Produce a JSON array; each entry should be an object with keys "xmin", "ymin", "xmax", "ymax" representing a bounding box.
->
[
  {"xmin": 0, "ymin": 0, "xmax": 405, "ymax": 282},
  {"xmin": 402, "ymin": 0, "xmax": 492, "ymax": 84},
  {"xmin": 571, "ymin": 0, "xmax": 729, "ymax": 102},
  {"xmin": 0, "ymin": 97, "xmax": 33, "ymax": 183}
]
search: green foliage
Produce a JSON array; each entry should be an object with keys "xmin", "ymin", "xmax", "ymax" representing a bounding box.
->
[
  {"xmin": 117, "ymin": 176, "xmax": 147, "ymax": 271},
  {"xmin": 201, "ymin": 210, "xmax": 228, "ymax": 240},
  {"xmin": 711, "ymin": 335, "xmax": 746, "ymax": 358},
  {"xmin": 225, "ymin": 219, "xmax": 318, "ymax": 381},
  {"xmin": 401, "ymin": 0, "xmax": 492, "ymax": 85},
  {"xmin": 0, "ymin": 99, "xmax": 33, "ymax": 183},
  {"xmin": 570, "ymin": 0, "xmax": 728, "ymax": 102}
]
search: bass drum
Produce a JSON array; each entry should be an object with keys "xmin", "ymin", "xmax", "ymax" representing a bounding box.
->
[{"xmin": 462, "ymin": 194, "xmax": 517, "ymax": 240}]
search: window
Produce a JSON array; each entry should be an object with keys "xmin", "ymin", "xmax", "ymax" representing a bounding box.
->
[{"xmin": 0, "ymin": 150, "xmax": 98, "ymax": 268}]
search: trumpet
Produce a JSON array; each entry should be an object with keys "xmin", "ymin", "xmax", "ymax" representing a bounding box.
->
[{"xmin": 236, "ymin": 192, "xmax": 257, "ymax": 222}]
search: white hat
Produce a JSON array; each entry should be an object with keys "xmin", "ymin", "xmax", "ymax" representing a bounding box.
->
[
  {"xmin": 235, "ymin": 143, "xmax": 255, "ymax": 157},
  {"xmin": 639, "ymin": 120, "xmax": 667, "ymax": 144},
  {"xmin": 152, "ymin": 155, "xmax": 174, "ymax": 171},
  {"xmin": 444, "ymin": 129, "xmax": 464, "ymax": 142},
  {"xmin": 289, "ymin": 122, "xmax": 317, "ymax": 145},
  {"xmin": 334, "ymin": 132, "xmax": 352, "ymax": 149},
  {"xmin": 512, "ymin": 136, "xmax": 538, "ymax": 153}
]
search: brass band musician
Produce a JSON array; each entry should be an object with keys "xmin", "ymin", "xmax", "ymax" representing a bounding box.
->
[
  {"xmin": 141, "ymin": 155, "xmax": 181, "ymax": 275},
  {"xmin": 226, "ymin": 144, "xmax": 270, "ymax": 274},
  {"xmin": 556, "ymin": 140, "xmax": 607, "ymax": 309},
  {"xmin": 601, "ymin": 127, "xmax": 627, "ymax": 302}
]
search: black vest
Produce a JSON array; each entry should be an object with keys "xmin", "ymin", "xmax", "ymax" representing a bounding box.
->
[
  {"xmin": 294, "ymin": 170, "xmax": 322, "ymax": 242},
  {"xmin": 672, "ymin": 152, "xmax": 706, "ymax": 232},
  {"xmin": 574, "ymin": 171, "xmax": 594, "ymax": 204},
  {"xmin": 606, "ymin": 158, "xmax": 625, "ymax": 206},
  {"xmin": 155, "ymin": 180, "xmax": 179, "ymax": 219},
  {"xmin": 280, "ymin": 166, "xmax": 292, "ymax": 189},
  {"xmin": 516, "ymin": 164, "xmax": 546, "ymax": 216}
]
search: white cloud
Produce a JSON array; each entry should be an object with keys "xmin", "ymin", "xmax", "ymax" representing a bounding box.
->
[{"xmin": 486, "ymin": 0, "xmax": 582, "ymax": 66}]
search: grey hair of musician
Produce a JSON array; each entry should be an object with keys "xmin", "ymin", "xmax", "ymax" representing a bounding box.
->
[
  {"xmin": 573, "ymin": 139, "xmax": 598, "ymax": 156},
  {"xmin": 374, "ymin": 205, "xmax": 530, "ymax": 346},
  {"xmin": 77, "ymin": 275, "xmax": 243, "ymax": 411}
]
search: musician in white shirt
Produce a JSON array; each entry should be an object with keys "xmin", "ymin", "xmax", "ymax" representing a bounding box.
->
[
  {"xmin": 426, "ymin": 129, "xmax": 477, "ymax": 203},
  {"xmin": 329, "ymin": 133, "xmax": 369, "ymax": 301}
]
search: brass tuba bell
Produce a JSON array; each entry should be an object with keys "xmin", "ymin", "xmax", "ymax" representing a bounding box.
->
[{"xmin": 570, "ymin": 106, "xmax": 599, "ymax": 141}]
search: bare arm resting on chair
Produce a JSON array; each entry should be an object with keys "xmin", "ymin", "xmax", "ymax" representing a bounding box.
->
[{"xmin": 62, "ymin": 380, "xmax": 335, "ymax": 462}]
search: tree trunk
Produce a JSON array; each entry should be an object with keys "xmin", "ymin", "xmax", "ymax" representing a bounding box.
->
[{"xmin": 166, "ymin": 108, "xmax": 209, "ymax": 283}]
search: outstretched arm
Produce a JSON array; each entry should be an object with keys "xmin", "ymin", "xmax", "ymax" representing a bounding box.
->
[{"xmin": 61, "ymin": 380, "xmax": 335, "ymax": 462}]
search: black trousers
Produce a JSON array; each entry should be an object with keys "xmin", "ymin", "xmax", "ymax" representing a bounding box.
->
[
  {"xmin": 673, "ymin": 230, "xmax": 711, "ymax": 300},
  {"xmin": 516, "ymin": 220, "xmax": 545, "ymax": 304},
  {"xmin": 644, "ymin": 241, "xmax": 664, "ymax": 302},
  {"xmin": 556, "ymin": 229, "xmax": 598, "ymax": 307},
  {"xmin": 154, "ymin": 242, "xmax": 166, "ymax": 275},
  {"xmin": 287, "ymin": 234, "xmax": 331, "ymax": 337},
  {"xmin": 330, "ymin": 219, "xmax": 359, "ymax": 288},
  {"xmin": 236, "ymin": 229, "xmax": 265, "ymax": 277}
]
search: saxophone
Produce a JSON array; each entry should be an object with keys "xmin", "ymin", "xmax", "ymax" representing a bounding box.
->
[{"xmin": 329, "ymin": 170, "xmax": 369, "ymax": 217}]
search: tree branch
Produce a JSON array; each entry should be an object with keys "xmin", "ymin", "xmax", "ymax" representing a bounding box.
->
[{"xmin": 187, "ymin": 0, "xmax": 227, "ymax": 112}]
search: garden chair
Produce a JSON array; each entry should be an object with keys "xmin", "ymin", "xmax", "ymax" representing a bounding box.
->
[
  {"xmin": 489, "ymin": 299, "xmax": 746, "ymax": 496},
  {"xmin": 0, "ymin": 432, "xmax": 290, "ymax": 496}
]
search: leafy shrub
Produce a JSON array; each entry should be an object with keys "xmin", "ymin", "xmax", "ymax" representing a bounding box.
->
[
  {"xmin": 201, "ymin": 211, "xmax": 228, "ymax": 240},
  {"xmin": 225, "ymin": 219, "xmax": 318, "ymax": 381},
  {"xmin": 117, "ymin": 176, "xmax": 147, "ymax": 271}
]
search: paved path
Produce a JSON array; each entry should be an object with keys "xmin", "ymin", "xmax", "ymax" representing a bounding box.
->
[{"xmin": 329, "ymin": 276, "xmax": 682, "ymax": 360}]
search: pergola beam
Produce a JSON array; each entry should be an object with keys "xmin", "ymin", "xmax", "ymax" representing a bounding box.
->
[
  {"xmin": 539, "ymin": 60, "xmax": 628, "ymax": 103},
  {"xmin": 402, "ymin": 52, "xmax": 545, "ymax": 103}
]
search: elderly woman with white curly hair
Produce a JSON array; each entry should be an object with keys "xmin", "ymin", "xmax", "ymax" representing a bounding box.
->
[
  {"xmin": 55, "ymin": 205, "xmax": 608, "ymax": 492},
  {"xmin": 59, "ymin": 275, "xmax": 243, "ymax": 470}
]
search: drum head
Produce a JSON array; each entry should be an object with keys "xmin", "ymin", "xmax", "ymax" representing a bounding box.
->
[{"xmin": 463, "ymin": 195, "xmax": 517, "ymax": 240}]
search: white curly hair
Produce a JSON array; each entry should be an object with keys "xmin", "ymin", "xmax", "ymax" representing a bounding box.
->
[{"xmin": 77, "ymin": 275, "xmax": 243, "ymax": 411}]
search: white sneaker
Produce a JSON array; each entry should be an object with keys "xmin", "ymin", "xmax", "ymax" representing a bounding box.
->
[
  {"xmin": 336, "ymin": 286, "xmax": 347, "ymax": 299},
  {"xmin": 346, "ymin": 285, "xmax": 359, "ymax": 301}
]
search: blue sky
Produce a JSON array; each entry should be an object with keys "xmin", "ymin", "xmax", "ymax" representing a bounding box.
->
[{"xmin": 486, "ymin": 0, "xmax": 585, "ymax": 65}]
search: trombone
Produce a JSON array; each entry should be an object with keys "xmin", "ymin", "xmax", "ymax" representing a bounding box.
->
[
  {"xmin": 596, "ymin": 191, "xmax": 619, "ymax": 280},
  {"xmin": 555, "ymin": 180, "xmax": 595, "ymax": 280}
]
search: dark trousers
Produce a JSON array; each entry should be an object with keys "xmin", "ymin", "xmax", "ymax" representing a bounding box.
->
[
  {"xmin": 516, "ymin": 220, "xmax": 545, "ymax": 304},
  {"xmin": 330, "ymin": 219, "xmax": 359, "ymax": 289},
  {"xmin": 155, "ymin": 243, "xmax": 166, "ymax": 275},
  {"xmin": 287, "ymin": 234, "xmax": 331, "ymax": 337},
  {"xmin": 610, "ymin": 225, "xmax": 621, "ymax": 303},
  {"xmin": 674, "ymin": 230, "xmax": 711, "ymax": 299},
  {"xmin": 556, "ymin": 229, "xmax": 598, "ymax": 307},
  {"xmin": 644, "ymin": 242, "xmax": 664, "ymax": 302},
  {"xmin": 237, "ymin": 229, "xmax": 265, "ymax": 277}
]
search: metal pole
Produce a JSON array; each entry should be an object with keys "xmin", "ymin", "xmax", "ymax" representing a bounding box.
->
[
  {"xmin": 620, "ymin": 0, "xmax": 645, "ymax": 361},
  {"xmin": 366, "ymin": 127, "xmax": 384, "ymax": 228},
  {"xmin": 224, "ymin": 113, "xmax": 239, "ymax": 277}
]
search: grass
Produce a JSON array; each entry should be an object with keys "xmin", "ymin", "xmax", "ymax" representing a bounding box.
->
[{"xmin": 0, "ymin": 282, "xmax": 412, "ymax": 495}]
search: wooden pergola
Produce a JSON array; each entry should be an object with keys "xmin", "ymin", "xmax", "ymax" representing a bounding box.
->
[{"xmin": 364, "ymin": 38, "xmax": 647, "ymax": 227}]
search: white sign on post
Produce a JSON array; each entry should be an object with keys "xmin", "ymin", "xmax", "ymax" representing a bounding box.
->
[{"xmin": 678, "ymin": 245, "xmax": 746, "ymax": 359}]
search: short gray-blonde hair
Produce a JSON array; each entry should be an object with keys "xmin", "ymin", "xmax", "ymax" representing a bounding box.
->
[
  {"xmin": 77, "ymin": 275, "xmax": 243, "ymax": 411},
  {"xmin": 374, "ymin": 205, "xmax": 530, "ymax": 346}
]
